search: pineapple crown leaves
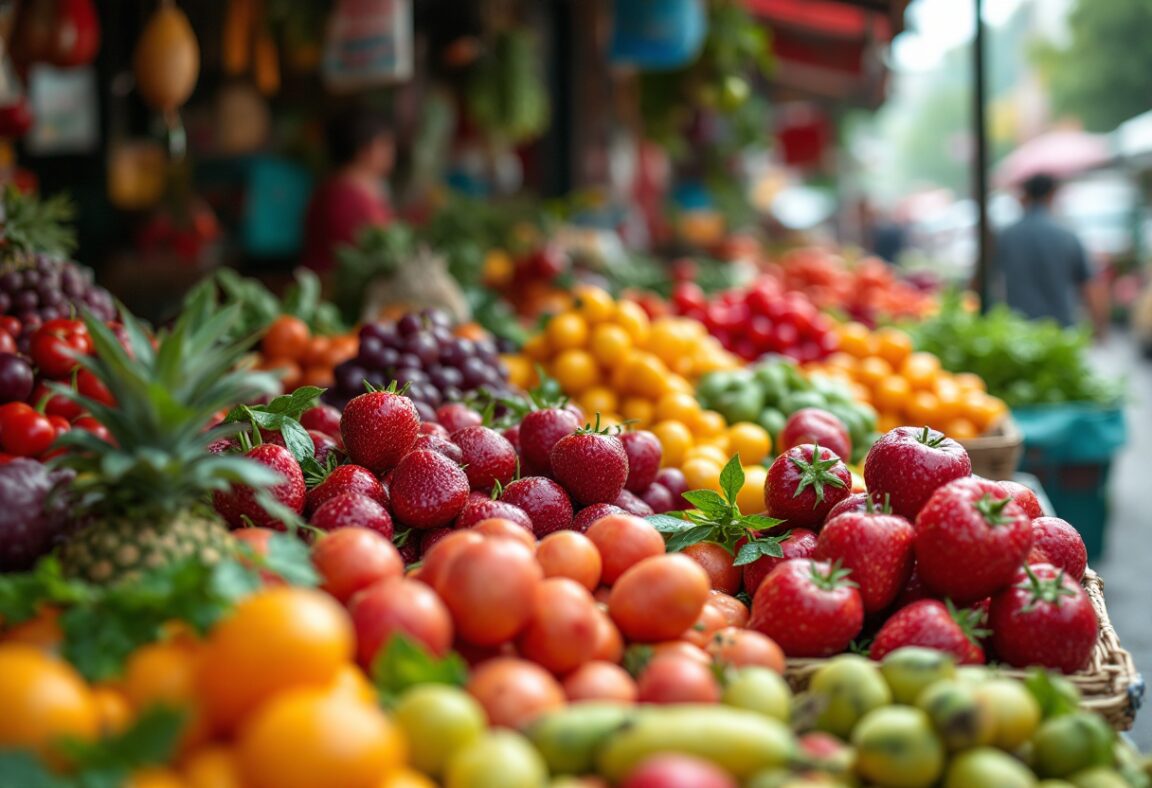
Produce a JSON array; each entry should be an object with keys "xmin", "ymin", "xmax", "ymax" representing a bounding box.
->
[
  {"xmin": 647, "ymin": 454, "xmax": 786, "ymax": 566},
  {"xmin": 50, "ymin": 294, "xmax": 282, "ymax": 517},
  {"xmin": 0, "ymin": 536, "xmax": 317, "ymax": 683},
  {"xmin": 0, "ymin": 185, "xmax": 77, "ymax": 261},
  {"xmin": 786, "ymin": 442, "xmax": 848, "ymax": 507}
]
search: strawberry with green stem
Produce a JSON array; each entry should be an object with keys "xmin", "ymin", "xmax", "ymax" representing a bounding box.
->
[
  {"xmin": 549, "ymin": 414, "xmax": 629, "ymax": 505},
  {"xmin": 870, "ymin": 598, "xmax": 989, "ymax": 665},
  {"xmin": 764, "ymin": 443, "xmax": 851, "ymax": 529}
]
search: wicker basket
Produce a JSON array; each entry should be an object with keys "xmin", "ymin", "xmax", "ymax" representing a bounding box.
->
[
  {"xmin": 782, "ymin": 569, "xmax": 1144, "ymax": 731},
  {"xmin": 960, "ymin": 416, "xmax": 1024, "ymax": 480}
]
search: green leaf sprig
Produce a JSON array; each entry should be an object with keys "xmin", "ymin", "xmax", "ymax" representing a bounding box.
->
[
  {"xmin": 371, "ymin": 634, "xmax": 469, "ymax": 707},
  {"xmin": 647, "ymin": 455, "xmax": 789, "ymax": 566}
]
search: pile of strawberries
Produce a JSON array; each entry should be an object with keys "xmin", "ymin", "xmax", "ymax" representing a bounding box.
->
[{"xmin": 741, "ymin": 426, "xmax": 1097, "ymax": 673}]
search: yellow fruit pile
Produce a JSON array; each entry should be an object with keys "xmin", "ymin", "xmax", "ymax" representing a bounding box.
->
[
  {"xmin": 0, "ymin": 588, "xmax": 421, "ymax": 788},
  {"xmin": 809, "ymin": 323, "xmax": 1009, "ymax": 441}
]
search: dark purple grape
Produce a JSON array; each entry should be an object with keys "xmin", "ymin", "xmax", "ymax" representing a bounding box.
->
[
  {"xmin": 397, "ymin": 353, "xmax": 421, "ymax": 370},
  {"xmin": 460, "ymin": 357, "xmax": 488, "ymax": 389},
  {"xmin": 454, "ymin": 338, "xmax": 476, "ymax": 358},
  {"xmin": 359, "ymin": 322, "xmax": 398, "ymax": 346},
  {"xmin": 334, "ymin": 361, "xmax": 369, "ymax": 393},
  {"xmin": 429, "ymin": 366, "xmax": 463, "ymax": 390},
  {"xmin": 364, "ymin": 369, "xmax": 388, "ymax": 388},
  {"xmin": 15, "ymin": 291, "xmax": 37, "ymax": 311},
  {"xmin": 358, "ymin": 334, "xmax": 384, "ymax": 360},
  {"xmin": 0, "ymin": 293, "xmax": 9, "ymax": 313},
  {"xmin": 430, "ymin": 326, "xmax": 453, "ymax": 345},
  {"xmin": 405, "ymin": 333, "xmax": 440, "ymax": 366},
  {"xmin": 38, "ymin": 307, "xmax": 60, "ymax": 321},
  {"xmin": 396, "ymin": 314, "xmax": 422, "ymax": 337},
  {"xmin": 496, "ymin": 337, "xmax": 517, "ymax": 354},
  {"xmin": 0, "ymin": 270, "xmax": 20, "ymax": 291},
  {"xmin": 474, "ymin": 339, "xmax": 498, "ymax": 362},
  {"xmin": 422, "ymin": 384, "xmax": 443, "ymax": 406},
  {"xmin": 441, "ymin": 386, "xmax": 463, "ymax": 403},
  {"xmin": 0, "ymin": 353, "xmax": 34, "ymax": 403},
  {"xmin": 22, "ymin": 270, "xmax": 40, "ymax": 287},
  {"xmin": 438, "ymin": 343, "xmax": 464, "ymax": 367},
  {"xmin": 414, "ymin": 401, "xmax": 437, "ymax": 422},
  {"xmin": 378, "ymin": 347, "xmax": 400, "ymax": 368},
  {"xmin": 394, "ymin": 367, "xmax": 428, "ymax": 387}
]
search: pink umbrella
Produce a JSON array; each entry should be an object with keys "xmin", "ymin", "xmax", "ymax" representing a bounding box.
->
[{"xmin": 994, "ymin": 130, "xmax": 1112, "ymax": 188}]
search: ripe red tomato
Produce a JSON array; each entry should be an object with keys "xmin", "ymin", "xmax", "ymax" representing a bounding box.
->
[
  {"xmin": 635, "ymin": 654, "xmax": 721, "ymax": 704},
  {"xmin": 29, "ymin": 319, "xmax": 91, "ymax": 379},
  {"xmin": 347, "ymin": 578, "xmax": 453, "ymax": 667},
  {"xmin": 71, "ymin": 415, "xmax": 113, "ymax": 445},
  {"xmin": 438, "ymin": 538, "xmax": 543, "ymax": 646},
  {"xmin": 466, "ymin": 657, "xmax": 565, "ymax": 729},
  {"xmin": 0, "ymin": 317, "xmax": 20, "ymax": 338},
  {"xmin": 515, "ymin": 578, "xmax": 599, "ymax": 674},
  {"xmin": 622, "ymin": 754, "xmax": 737, "ymax": 788},
  {"xmin": 33, "ymin": 383, "xmax": 84, "ymax": 421},
  {"xmin": 0, "ymin": 331, "xmax": 15, "ymax": 354},
  {"xmin": 76, "ymin": 369, "xmax": 115, "ymax": 406},
  {"xmin": 0, "ymin": 402, "xmax": 56, "ymax": 456},
  {"xmin": 312, "ymin": 527, "xmax": 404, "ymax": 604}
]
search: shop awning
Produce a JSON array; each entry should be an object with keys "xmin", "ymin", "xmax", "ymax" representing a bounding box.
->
[{"xmin": 746, "ymin": 0, "xmax": 911, "ymax": 106}]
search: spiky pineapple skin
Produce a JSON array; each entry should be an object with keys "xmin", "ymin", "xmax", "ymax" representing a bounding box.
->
[{"xmin": 57, "ymin": 512, "xmax": 232, "ymax": 585}]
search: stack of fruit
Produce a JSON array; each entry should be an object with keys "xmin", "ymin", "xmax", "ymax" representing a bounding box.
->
[
  {"xmin": 254, "ymin": 314, "xmax": 358, "ymax": 393},
  {"xmin": 812, "ymin": 322, "xmax": 1008, "ymax": 439},
  {"xmin": 511, "ymin": 283, "xmax": 738, "ymax": 430},
  {"xmin": 670, "ymin": 276, "xmax": 839, "ymax": 363}
]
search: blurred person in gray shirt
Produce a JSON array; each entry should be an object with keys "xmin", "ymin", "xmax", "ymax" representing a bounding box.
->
[{"xmin": 994, "ymin": 173, "xmax": 1108, "ymax": 337}]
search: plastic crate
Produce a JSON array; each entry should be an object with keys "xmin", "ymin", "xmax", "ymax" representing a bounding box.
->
[{"xmin": 1020, "ymin": 457, "xmax": 1112, "ymax": 561}]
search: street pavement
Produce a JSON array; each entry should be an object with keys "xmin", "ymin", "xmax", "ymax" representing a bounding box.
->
[{"xmin": 1088, "ymin": 333, "xmax": 1152, "ymax": 747}]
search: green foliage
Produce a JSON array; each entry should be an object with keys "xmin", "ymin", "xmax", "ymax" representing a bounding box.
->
[
  {"xmin": 1032, "ymin": 0, "xmax": 1152, "ymax": 132},
  {"xmin": 467, "ymin": 28, "xmax": 550, "ymax": 145},
  {"xmin": 372, "ymin": 634, "xmax": 468, "ymax": 706},
  {"xmin": 907, "ymin": 292, "xmax": 1122, "ymax": 408},
  {"xmin": 334, "ymin": 223, "xmax": 420, "ymax": 323},
  {"xmin": 182, "ymin": 268, "xmax": 345, "ymax": 339},
  {"xmin": 601, "ymin": 253, "xmax": 740, "ymax": 298},
  {"xmin": 0, "ymin": 186, "xmax": 77, "ymax": 261}
]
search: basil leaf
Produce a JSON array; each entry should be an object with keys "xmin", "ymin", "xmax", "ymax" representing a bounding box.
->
[
  {"xmin": 718, "ymin": 455, "xmax": 745, "ymax": 506},
  {"xmin": 647, "ymin": 513, "xmax": 693, "ymax": 533},
  {"xmin": 681, "ymin": 490, "xmax": 730, "ymax": 516},
  {"xmin": 664, "ymin": 525, "xmax": 717, "ymax": 553}
]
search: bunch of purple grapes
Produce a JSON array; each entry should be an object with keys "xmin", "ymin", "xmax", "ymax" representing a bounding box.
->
[
  {"xmin": 0, "ymin": 254, "xmax": 117, "ymax": 348},
  {"xmin": 327, "ymin": 309, "xmax": 515, "ymax": 420}
]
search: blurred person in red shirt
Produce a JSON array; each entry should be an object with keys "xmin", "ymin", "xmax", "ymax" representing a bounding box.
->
[{"xmin": 303, "ymin": 104, "xmax": 395, "ymax": 272}]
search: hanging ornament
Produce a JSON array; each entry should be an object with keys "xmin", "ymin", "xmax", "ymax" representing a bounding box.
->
[{"xmin": 133, "ymin": 0, "xmax": 200, "ymax": 114}]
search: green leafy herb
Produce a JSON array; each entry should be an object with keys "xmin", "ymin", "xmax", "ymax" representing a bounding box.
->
[
  {"xmin": 223, "ymin": 387, "xmax": 324, "ymax": 466},
  {"xmin": 60, "ymin": 706, "xmax": 186, "ymax": 776},
  {"xmin": 647, "ymin": 455, "xmax": 786, "ymax": 565},
  {"xmin": 371, "ymin": 634, "xmax": 468, "ymax": 705}
]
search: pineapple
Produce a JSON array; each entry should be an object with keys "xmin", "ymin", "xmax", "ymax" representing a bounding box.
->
[{"xmin": 53, "ymin": 291, "xmax": 280, "ymax": 584}]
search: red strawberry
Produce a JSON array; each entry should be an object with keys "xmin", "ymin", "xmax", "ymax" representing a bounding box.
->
[
  {"xmin": 640, "ymin": 482, "xmax": 676, "ymax": 514},
  {"xmin": 1030, "ymin": 517, "xmax": 1087, "ymax": 582},
  {"xmin": 572, "ymin": 503, "xmax": 625, "ymax": 532},
  {"xmin": 620, "ymin": 430, "xmax": 662, "ymax": 493},
  {"xmin": 764, "ymin": 444, "xmax": 851, "ymax": 528},
  {"xmin": 500, "ymin": 476, "xmax": 574, "ymax": 536},
  {"xmin": 864, "ymin": 426, "xmax": 971, "ymax": 521},
  {"xmin": 988, "ymin": 563, "xmax": 1097, "ymax": 674},
  {"xmin": 308, "ymin": 430, "xmax": 343, "ymax": 466},
  {"xmin": 300, "ymin": 403, "xmax": 342, "ymax": 437},
  {"xmin": 779, "ymin": 408, "xmax": 852, "ymax": 461},
  {"xmin": 436, "ymin": 403, "xmax": 483, "ymax": 433},
  {"xmin": 893, "ymin": 567, "xmax": 931, "ymax": 610},
  {"xmin": 340, "ymin": 386, "xmax": 420, "ymax": 474},
  {"xmin": 741, "ymin": 527, "xmax": 818, "ymax": 595},
  {"xmin": 389, "ymin": 449, "xmax": 470, "ymax": 529},
  {"xmin": 213, "ymin": 443, "xmax": 305, "ymax": 530},
  {"xmin": 455, "ymin": 497, "xmax": 533, "ymax": 531},
  {"xmin": 748, "ymin": 559, "xmax": 863, "ymax": 658},
  {"xmin": 502, "ymin": 424, "xmax": 521, "ymax": 455},
  {"xmin": 825, "ymin": 491, "xmax": 886, "ymax": 522},
  {"xmin": 998, "ymin": 479, "xmax": 1045, "ymax": 519},
  {"xmin": 870, "ymin": 599, "xmax": 987, "ymax": 664},
  {"xmin": 519, "ymin": 408, "xmax": 580, "ymax": 474},
  {"xmin": 814, "ymin": 506, "xmax": 915, "ymax": 613},
  {"xmin": 307, "ymin": 464, "xmax": 389, "ymax": 514},
  {"xmin": 310, "ymin": 492, "xmax": 394, "ymax": 539},
  {"xmin": 412, "ymin": 433, "xmax": 464, "ymax": 464},
  {"xmin": 612, "ymin": 489, "xmax": 654, "ymax": 517},
  {"xmin": 452, "ymin": 426, "xmax": 518, "ymax": 491},
  {"xmin": 914, "ymin": 477, "xmax": 1033, "ymax": 604},
  {"xmin": 420, "ymin": 422, "xmax": 450, "ymax": 439},
  {"xmin": 550, "ymin": 423, "xmax": 629, "ymax": 505}
]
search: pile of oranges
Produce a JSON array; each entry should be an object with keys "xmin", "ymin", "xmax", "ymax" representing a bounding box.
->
[
  {"xmin": 506, "ymin": 287, "xmax": 743, "ymax": 466},
  {"xmin": 255, "ymin": 315, "xmax": 358, "ymax": 393},
  {"xmin": 809, "ymin": 323, "xmax": 1008, "ymax": 440},
  {"xmin": 0, "ymin": 587, "xmax": 418, "ymax": 788}
]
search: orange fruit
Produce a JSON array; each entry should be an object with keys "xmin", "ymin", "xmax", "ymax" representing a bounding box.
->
[
  {"xmin": 546, "ymin": 312, "xmax": 589, "ymax": 351},
  {"xmin": 197, "ymin": 587, "xmax": 353, "ymax": 733},
  {"xmin": 624, "ymin": 353, "xmax": 669, "ymax": 399},
  {"xmin": 578, "ymin": 387, "xmax": 619, "ymax": 419},
  {"xmin": 901, "ymin": 352, "xmax": 942, "ymax": 390},
  {"xmin": 726, "ymin": 422, "xmax": 771, "ymax": 465},
  {"xmin": 654, "ymin": 391, "xmax": 701, "ymax": 424},
  {"xmin": 876, "ymin": 412, "xmax": 904, "ymax": 434},
  {"xmin": 685, "ymin": 445, "xmax": 729, "ymax": 467},
  {"xmin": 874, "ymin": 328, "xmax": 913, "ymax": 368},
  {"xmin": 503, "ymin": 355, "xmax": 534, "ymax": 390},
  {"xmin": 614, "ymin": 300, "xmax": 651, "ymax": 345},
  {"xmin": 825, "ymin": 352, "xmax": 858, "ymax": 373},
  {"xmin": 933, "ymin": 378, "xmax": 963, "ymax": 421},
  {"xmin": 122, "ymin": 640, "xmax": 200, "ymax": 711},
  {"xmin": 873, "ymin": 376, "xmax": 912, "ymax": 413},
  {"xmin": 736, "ymin": 465, "xmax": 768, "ymax": 514},
  {"xmin": 689, "ymin": 409, "xmax": 727, "ymax": 439},
  {"xmin": 953, "ymin": 372, "xmax": 986, "ymax": 393},
  {"xmin": 182, "ymin": 745, "xmax": 244, "ymax": 788},
  {"xmin": 551, "ymin": 349, "xmax": 599, "ymax": 394},
  {"xmin": 126, "ymin": 768, "xmax": 187, "ymax": 788},
  {"xmin": 681, "ymin": 457, "xmax": 723, "ymax": 492},
  {"xmin": 589, "ymin": 323, "xmax": 633, "ymax": 366},
  {"xmin": 377, "ymin": 768, "xmax": 438, "ymax": 788},
  {"xmin": 573, "ymin": 285, "xmax": 616, "ymax": 323},
  {"xmin": 92, "ymin": 685, "xmax": 132, "ymax": 736},
  {"xmin": 262, "ymin": 316, "xmax": 311, "ymax": 360},
  {"xmin": 620, "ymin": 396, "xmax": 655, "ymax": 428},
  {"xmin": 237, "ymin": 688, "xmax": 405, "ymax": 788},
  {"xmin": 651, "ymin": 420, "xmax": 693, "ymax": 466},
  {"xmin": 0, "ymin": 644, "xmax": 99, "ymax": 762},
  {"xmin": 904, "ymin": 391, "xmax": 940, "ymax": 426},
  {"xmin": 521, "ymin": 334, "xmax": 550, "ymax": 362},
  {"xmin": 944, "ymin": 418, "xmax": 980, "ymax": 441},
  {"xmin": 1, "ymin": 605, "xmax": 62, "ymax": 650},
  {"xmin": 856, "ymin": 356, "xmax": 893, "ymax": 388},
  {"xmin": 837, "ymin": 322, "xmax": 875, "ymax": 358}
]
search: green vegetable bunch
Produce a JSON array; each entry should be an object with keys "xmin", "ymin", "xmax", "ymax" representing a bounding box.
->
[{"xmin": 908, "ymin": 293, "xmax": 1121, "ymax": 408}]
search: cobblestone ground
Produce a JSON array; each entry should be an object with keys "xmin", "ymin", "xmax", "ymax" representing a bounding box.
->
[{"xmin": 1088, "ymin": 333, "xmax": 1151, "ymax": 747}]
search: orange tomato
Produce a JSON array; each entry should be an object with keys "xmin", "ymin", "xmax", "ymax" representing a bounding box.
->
[
  {"xmin": 589, "ymin": 323, "xmax": 633, "ymax": 367},
  {"xmin": 901, "ymin": 352, "xmax": 942, "ymax": 390},
  {"xmin": 453, "ymin": 322, "xmax": 489, "ymax": 341},
  {"xmin": 620, "ymin": 397, "xmax": 656, "ymax": 429},
  {"xmin": 681, "ymin": 457, "xmax": 722, "ymax": 492},
  {"xmin": 377, "ymin": 768, "xmax": 438, "ymax": 788},
  {"xmin": 578, "ymin": 387, "xmax": 618, "ymax": 420},
  {"xmin": 298, "ymin": 365, "xmax": 334, "ymax": 388},
  {"xmin": 614, "ymin": 300, "xmax": 651, "ymax": 345},
  {"xmin": 122, "ymin": 641, "xmax": 199, "ymax": 711},
  {"xmin": 873, "ymin": 375, "xmax": 912, "ymax": 413},
  {"xmin": 623, "ymin": 353, "xmax": 669, "ymax": 399},
  {"xmin": 608, "ymin": 554, "xmax": 711, "ymax": 643},
  {"xmin": 689, "ymin": 409, "xmax": 727, "ymax": 439},
  {"xmin": 0, "ymin": 644, "xmax": 99, "ymax": 762},
  {"xmin": 706, "ymin": 627, "xmax": 785, "ymax": 673},
  {"xmin": 585, "ymin": 514, "xmax": 666, "ymax": 585},
  {"xmin": 654, "ymin": 391, "xmax": 701, "ymax": 424},
  {"xmin": 953, "ymin": 372, "xmax": 987, "ymax": 392},
  {"xmin": 708, "ymin": 591, "xmax": 750, "ymax": 629},
  {"xmin": 561, "ymin": 661, "xmax": 638, "ymax": 703},
  {"xmin": 944, "ymin": 418, "xmax": 980, "ymax": 441},
  {"xmin": 536, "ymin": 531, "xmax": 602, "ymax": 590},
  {"xmin": 874, "ymin": 327, "xmax": 913, "ymax": 368},
  {"xmin": 904, "ymin": 391, "xmax": 940, "ymax": 426},
  {"xmin": 197, "ymin": 588, "xmax": 353, "ymax": 733},
  {"xmin": 516, "ymin": 578, "xmax": 600, "ymax": 674},
  {"xmin": 590, "ymin": 610, "xmax": 624, "ymax": 663},
  {"xmin": 837, "ymin": 322, "xmax": 875, "ymax": 358},
  {"xmin": 465, "ymin": 658, "xmax": 566, "ymax": 729},
  {"xmin": 573, "ymin": 285, "xmax": 616, "ymax": 324},
  {"xmin": 545, "ymin": 312, "xmax": 589, "ymax": 352},
  {"xmin": 933, "ymin": 377, "xmax": 963, "ymax": 421},
  {"xmin": 182, "ymin": 745, "xmax": 244, "ymax": 788},
  {"xmin": 681, "ymin": 541, "xmax": 741, "ymax": 595},
  {"xmin": 856, "ymin": 356, "xmax": 894, "ymax": 388},
  {"xmin": 262, "ymin": 316, "xmax": 311, "ymax": 360},
  {"xmin": 437, "ymin": 538, "xmax": 543, "ymax": 646},
  {"xmin": 301, "ymin": 336, "xmax": 332, "ymax": 368},
  {"xmin": 551, "ymin": 349, "xmax": 599, "ymax": 394},
  {"xmin": 521, "ymin": 334, "xmax": 550, "ymax": 363},
  {"xmin": 126, "ymin": 768, "xmax": 187, "ymax": 788},
  {"xmin": 237, "ymin": 688, "xmax": 405, "ymax": 788}
]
